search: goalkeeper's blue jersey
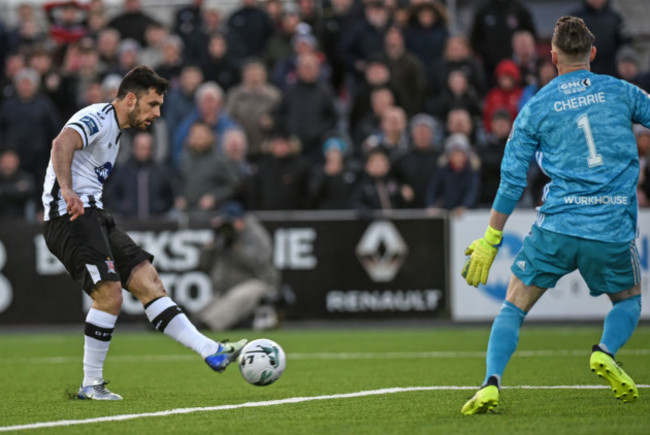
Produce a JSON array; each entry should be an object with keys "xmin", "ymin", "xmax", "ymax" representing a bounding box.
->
[{"xmin": 496, "ymin": 69, "xmax": 650, "ymax": 242}]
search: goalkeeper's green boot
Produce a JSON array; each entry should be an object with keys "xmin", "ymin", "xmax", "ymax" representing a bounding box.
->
[
  {"xmin": 590, "ymin": 345, "xmax": 638, "ymax": 403},
  {"xmin": 461, "ymin": 377, "xmax": 499, "ymax": 415}
]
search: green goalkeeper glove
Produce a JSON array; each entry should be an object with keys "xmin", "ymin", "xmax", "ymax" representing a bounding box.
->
[{"xmin": 461, "ymin": 225, "xmax": 503, "ymax": 287}]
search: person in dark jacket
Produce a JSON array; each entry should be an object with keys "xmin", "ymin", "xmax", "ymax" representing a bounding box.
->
[
  {"xmin": 107, "ymin": 0, "xmax": 157, "ymax": 47},
  {"xmin": 309, "ymin": 136, "xmax": 359, "ymax": 210},
  {"xmin": 476, "ymin": 109, "xmax": 511, "ymax": 207},
  {"xmin": 393, "ymin": 114, "xmax": 441, "ymax": 208},
  {"xmin": 249, "ymin": 132, "xmax": 311, "ymax": 210},
  {"xmin": 404, "ymin": 0, "xmax": 449, "ymax": 85},
  {"xmin": 426, "ymin": 133, "xmax": 480, "ymax": 216},
  {"xmin": 570, "ymin": 0, "xmax": 630, "ymax": 77},
  {"xmin": 470, "ymin": 0, "xmax": 536, "ymax": 81},
  {"xmin": 103, "ymin": 132, "xmax": 175, "ymax": 219},
  {"xmin": 0, "ymin": 149, "xmax": 35, "ymax": 219},
  {"xmin": 275, "ymin": 52, "xmax": 338, "ymax": 164},
  {"xmin": 0, "ymin": 67, "xmax": 61, "ymax": 187},
  {"xmin": 339, "ymin": 0, "xmax": 391, "ymax": 88},
  {"xmin": 226, "ymin": 0, "xmax": 274, "ymax": 66},
  {"xmin": 351, "ymin": 146, "xmax": 413, "ymax": 212}
]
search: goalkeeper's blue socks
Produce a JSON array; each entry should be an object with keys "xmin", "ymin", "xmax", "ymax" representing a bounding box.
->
[
  {"xmin": 483, "ymin": 301, "xmax": 527, "ymax": 386},
  {"xmin": 599, "ymin": 295, "xmax": 641, "ymax": 356}
]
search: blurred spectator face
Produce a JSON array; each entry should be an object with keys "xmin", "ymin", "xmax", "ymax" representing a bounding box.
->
[
  {"xmin": 180, "ymin": 66, "xmax": 203, "ymax": 94},
  {"xmin": 84, "ymin": 81, "xmax": 104, "ymax": 104},
  {"xmin": 384, "ymin": 27, "xmax": 404, "ymax": 58},
  {"xmin": 297, "ymin": 53, "xmax": 320, "ymax": 84},
  {"xmin": 497, "ymin": 73, "xmax": 516, "ymax": 90},
  {"xmin": 412, "ymin": 124, "xmax": 434, "ymax": 150},
  {"xmin": 281, "ymin": 12, "xmax": 300, "ymax": 34},
  {"xmin": 124, "ymin": 0, "xmax": 142, "ymax": 13},
  {"xmin": 449, "ymin": 148, "xmax": 468, "ymax": 170},
  {"xmin": 133, "ymin": 132, "xmax": 154, "ymax": 162},
  {"xmin": 98, "ymin": 29, "xmax": 120, "ymax": 59},
  {"xmin": 332, "ymin": 0, "xmax": 353, "ymax": 14},
  {"xmin": 324, "ymin": 148, "xmax": 344, "ymax": 174},
  {"xmin": 119, "ymin": 46, "xmax": 140, "ymax": 71},
  {"xmin": 0, "ymin": 151, "xmax": 20, "ymax": 177},
  {"xmin": 203, "ymin": 9, "xmax": 222, "ymax": 32},
  {"xmin": 446, "ymin": 109, "xmax": 473, "ymax": 136},
  {"xmin": 242, "ymin": 0, "xmax": 258, "ymax": 8},
  {"xmin": 293, "ymin": 35, "xmax": 317, "ymax": 56},
  {"xmin": 445, "ymin": 36, "xmax": 469, "ymax": 62},
  {"xmin": 243, "ymin": 62, "xmax": 267, "ymax": 88},
  {"xmin": 365, "ymin": 2, "xmax": 389, "ymax": 28},
  {"xmin": 187, "ymin": 123, "xmax": 215, "ymax": 153},
  {"xmin": 270, "ymin": 136, "xmax": 292, "ymax": 158},
  {"xmin": 417, "ymin": 7, "xmax": 436, "ymax": 28},
  {"xmin": 145, "ymin": 24, "xmax": 168, "ymax": 48},
  {"xmin": 223, "ymin": 130, "xmax": 248, "ymax": 161},
  {"xmin": 263, "ymin": 0, "xmax": 283, "ymax": 21},
  {"xmin": 538, "ymin": 61, "xmax": 557, "ymax": 86},
  {"xmin": 198, "ymin": 87, "xmax": 222, "ymax": 123},
  {"xmin": 208, "ymin": 34, "xmax": 227, "ymax": 59},
  {"xmin": 5, "ymin": 53, "xmax": 25, "ymax": 79},
  {"xmin": 370, "ymin": 88, "xmax": 394, "ymax": 117},
  {"xmin": 512, "ymin": 31, "xmax": 536, "ymax": 61},
  {"xmin": 365, "ymin": 61, "xmax": 390, "ymax": 86},
  {"xmin": 162, "ymin": 37, "xmax": 182, "ymax": 64},
  {"xmin": 298, "ymin": 0, "xmax": 316, "ymax": 18},
  {"xmin": 491, "ymin": 116, "xmax": 512, "ymax": 139},
  {"xmin": 88, "ymin": 8, "xmax": 108, "ymax": 33},
  {"xmin": 381, "ymin": 107, "xmax": 406, "ymax": 135},
  {"xmin": 586, "ymin": 0, "xmax": 607, "ymax": 9},
  {"xmin": 448, "ymin": 70, "xmax": 468, "ymax": 95},
  {"xmin": 617, "ymin": 60, "xmax": 639, "ymax": 82},
  {"xmin": 15, "ymin": 69, "xmax": 39, "ymax": 101},
  {"xmin": 17, "ymin": 4, "xmax": 35, "ymax": 21},
  {"xmin": 79, "ymin": 48, "xmax": 100, "ymax": 74},
  {"xmin": 365, "ymin": 151, "xmax": 390, "ymax": 178},
  {"xmin": 28, "ymin": 50, "xmax": 52, "ymax": 75}
]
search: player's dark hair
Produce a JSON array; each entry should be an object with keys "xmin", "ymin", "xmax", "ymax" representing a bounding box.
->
[
  {"xmin": 116, "ymin": 66, "xmax": 169, "ymax": 99},
  {"xmin": 552, "ymin": 16, "xmax": 595, "ymax": 58}
]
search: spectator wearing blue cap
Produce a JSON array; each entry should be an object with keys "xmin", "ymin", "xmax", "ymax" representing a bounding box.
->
[{"xmin": 309, "ymin": 136, "xmax": 360, "ymax": 209}]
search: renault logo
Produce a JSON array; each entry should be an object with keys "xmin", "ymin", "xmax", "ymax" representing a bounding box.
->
[{"xmin": 355, "ymin": 220, "xmax": 408, "ymax": 282}]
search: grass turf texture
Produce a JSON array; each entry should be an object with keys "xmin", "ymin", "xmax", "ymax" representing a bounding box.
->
[{"xmin": 1, "ymin": 326, "xmax": 649, "ymax": 434}]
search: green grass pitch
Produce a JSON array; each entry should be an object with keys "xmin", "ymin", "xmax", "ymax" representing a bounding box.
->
[{"xmin": 1, "ymin": 325, "xmax": 649, "ymax": 434}]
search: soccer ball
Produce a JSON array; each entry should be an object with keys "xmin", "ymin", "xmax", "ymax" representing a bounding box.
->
[{"xmin": 238, "ymin": 339, "xmax": 286, "ymax": 386}]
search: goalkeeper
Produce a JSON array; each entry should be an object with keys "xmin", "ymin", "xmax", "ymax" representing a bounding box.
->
[{"xmin": 461, "ymin": 16, "xmax": 648, "ymax": 415}]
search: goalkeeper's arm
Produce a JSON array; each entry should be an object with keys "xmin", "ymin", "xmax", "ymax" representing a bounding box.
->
[{"xmin": 461, "ymin": 209, "xmax": 509, "ymax": 287}]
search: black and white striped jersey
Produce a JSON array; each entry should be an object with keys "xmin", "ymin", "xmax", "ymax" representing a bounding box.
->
[{"xmin": 42, "ymin": 103, "xmax": 122, "ymax": 221}]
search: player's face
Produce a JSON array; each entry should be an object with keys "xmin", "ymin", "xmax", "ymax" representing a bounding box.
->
[{"xmin": 129, "ymin": 88, "xmax": 164, "ymax": 130}]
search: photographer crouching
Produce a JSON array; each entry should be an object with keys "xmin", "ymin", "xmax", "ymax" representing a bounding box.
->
[{"xmin": 196, "ymin": 201, "xmax": 280, "ymax": 330}]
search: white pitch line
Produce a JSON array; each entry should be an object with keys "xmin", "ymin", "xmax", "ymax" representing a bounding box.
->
[
  {"xmin": 2, "ymin": 348, "xmax": 650, "ymax": 364},
  {"xmin": 1, "ymin": 385, "xmax": 649, "ymax": 433}
]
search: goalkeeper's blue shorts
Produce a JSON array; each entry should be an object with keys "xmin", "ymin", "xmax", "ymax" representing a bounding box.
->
[{"xmin": 511, "ymin": 225, "xmax": 641, "ymax": 296}]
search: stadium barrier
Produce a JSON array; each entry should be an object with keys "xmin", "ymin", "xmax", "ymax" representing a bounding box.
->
[
  {"xmin": 0, "ymin": 209, "xmax": 647, "ymax": 324},
  {"xmin": 0, "ymin": 210, "xmax": 448, "ymax": 324}
]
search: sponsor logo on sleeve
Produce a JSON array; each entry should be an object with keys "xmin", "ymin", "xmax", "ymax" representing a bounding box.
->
[{"xmin": 80, "ymin": 115, "xmax": 99, "ymax": 136}]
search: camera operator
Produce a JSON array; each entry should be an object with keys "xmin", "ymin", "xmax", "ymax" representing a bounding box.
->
[{"xmin": 196, "ymin": 201, "xmax": 280, "ymax": 330}]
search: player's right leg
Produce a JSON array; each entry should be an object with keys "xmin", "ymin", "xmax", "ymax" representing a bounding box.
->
[
  {"xmin": 578, "ymin": 239, "xmax": 642, "ymax": 403},
  {"xmin": 461, "ymin": 276, "xmax": 545, "ymax": 415},
  {"xmin": 43, "ymin": 208, "xmax": 125, "ymax": 400}
]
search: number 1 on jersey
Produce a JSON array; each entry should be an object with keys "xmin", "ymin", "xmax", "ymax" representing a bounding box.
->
[{"xmin": 577, "ymin": 114, "xmax": 603, "ymax": 167}]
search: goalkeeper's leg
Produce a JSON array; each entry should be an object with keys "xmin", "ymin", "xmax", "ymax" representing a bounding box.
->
[{"xmin": 462, "ymin": 277, "xmax": 545, "ymax": 415}]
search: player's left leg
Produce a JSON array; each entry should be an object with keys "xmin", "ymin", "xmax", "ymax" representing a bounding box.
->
[
  {"xmin": 126, "ymin": 261, "xmax": 247, "ymax": 372},
  {"xmin": 461, "ymin": 276, "xmax": 545, "ymax": 415}
]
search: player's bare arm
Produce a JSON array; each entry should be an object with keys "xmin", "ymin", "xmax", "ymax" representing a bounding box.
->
[{"xmin": 51, "ymin": 128, "xmax": 84, "ymax": 221}]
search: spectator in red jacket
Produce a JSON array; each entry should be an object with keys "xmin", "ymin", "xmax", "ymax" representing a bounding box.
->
[{"xmin": 482, "ymin": 59, "xmax": 522, "ymax": 133}]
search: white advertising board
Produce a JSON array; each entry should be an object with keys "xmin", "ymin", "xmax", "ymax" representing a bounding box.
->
[{"xmin": 451, "ymin": 209, "xmax": 650, "ymax": 321}]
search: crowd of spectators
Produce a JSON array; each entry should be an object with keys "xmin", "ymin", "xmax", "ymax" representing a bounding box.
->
[{"xmin": 1, "ymin": 0, "xmax": 649, "ymax": 222}]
